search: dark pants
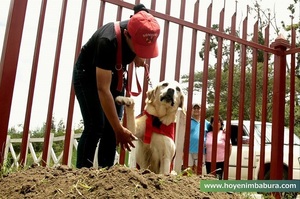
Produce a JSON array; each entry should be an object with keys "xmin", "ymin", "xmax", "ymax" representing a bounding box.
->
[
  {"xmin": 73, "ymin": 55, "xmax": 124, "ymax": 168},
  {"xmin": 205, "ymin": 161, "xmax": 224, "ymax": 180}
]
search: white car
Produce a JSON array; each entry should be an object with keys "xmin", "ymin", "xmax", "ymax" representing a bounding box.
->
[{"xmin": 227, "ymin": 120, "xmax": 300, "ymax": 181}]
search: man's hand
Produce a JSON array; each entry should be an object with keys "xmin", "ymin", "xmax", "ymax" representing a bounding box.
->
[
  {"xmin": 115, "ymin": 126, "xmax": 138, "ymax": 151},
  {"xmin": 134, "ymin": 56, "xmax": 147, "ymax": 68}
]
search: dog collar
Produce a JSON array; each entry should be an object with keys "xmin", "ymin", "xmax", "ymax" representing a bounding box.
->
[{"xmin": 143, "ymin": 111, "xmax": 175, "ymax": 144}]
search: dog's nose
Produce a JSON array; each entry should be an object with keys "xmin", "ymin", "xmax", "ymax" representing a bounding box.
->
[
  {"xmin": 160, "ymin": 88, "xmax": 175, "ymax": 106},
  {"xmin": 166, "ymin": 88, "xmax": 174, "ymax": 96}
]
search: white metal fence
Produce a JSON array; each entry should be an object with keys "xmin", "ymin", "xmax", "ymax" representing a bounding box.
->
[
  {"xmin": 4, "ymin": 110, "xmax": 186, "ymax": 171},
  {"xmin": 4, "ymin": 133, "xmax": 81, "ymax": 168}
]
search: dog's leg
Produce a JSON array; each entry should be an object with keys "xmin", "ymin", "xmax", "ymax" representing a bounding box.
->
[
  {"xmin": 160, "ymin": 149, "xmax": 176, "ymax": 174},
  {"xmin": 115, "ymin": 96, "xmax": 138, "ymax": 168},
  {"xmin": 160, "ymin": 157, "xmax": 173, "ymax": 174},
  {"xmin": 115, "ymin": 96, "xmax": 135, "ymax": 134},
  {"xmin": 151, "ymin": 135, "xmax": 176, "ymax": 174}
]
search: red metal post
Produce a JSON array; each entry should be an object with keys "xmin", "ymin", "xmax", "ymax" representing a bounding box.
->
[
  {"xmin": 210, "ymin": 5, "xmax": 225, "ymax": 177},
  {"xmin": 41, "ymin": 0, "xmax": 68, "ymax": 166},
  {"xmin": 236, "ymin": 14, "xmax": 248, "ymax": 180},
  {"xmin": 223, "ymin": 10, "xmax": 237, "ymax": 180},
  {"xmin": 258, "ymin": 25, "xmax": 270, "ymax": 180},
  {"xmin": 198, "ymin": 1, "xmax": 212, "ymax": 174},
  {"xmin": 247, "ymin": 22, "xmax": 259, "ymax": 180},
  {"xmin": 270, "ymin": 35, "xmax": 290, "ymax": 199},
  {"xmin": 288, "ymin": 21, "xmax": 296, "ymax": 180},
  {"xmin": 174, "ymin": 0, "xmax": 185, "ymax": 81},
  {"xmin": 62, "ymin": 0, "xmax": 88, "ymax": 166},
  {"xmin": 159, "ymin": 0, "xmax": 170, "ymax": 82},
  {"xmin": 183, "ymin": 0, "xmax": 199, "ymax": 171},
  {"xmin": 0, "ymin": 0, "xmax": 28, "ymax": 165},
  {"xmin": 19, "ymin": 0, "xmax": 48, "ymax": 166}
]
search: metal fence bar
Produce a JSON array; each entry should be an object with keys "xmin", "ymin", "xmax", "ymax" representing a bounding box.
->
[
  {"xmin": 248, "ymin": 21, "xmax": 259, "ymax": 180},
  {"xmin": 174, "ymin": 0, "xmax": 185, "ymax": 81},
  {"xmin": 183, "ymin": 0, "xmax": 201, "ymax": 171},
  {"xmin": 41, "ymin": 0, "xmax": 68, "ymax": 166},
  {"xmin": 288, "ymin": 23, "xmax": 296, "ymax": 180},
  {"xmin": 210, "ymin": 4, "xmax": 225, "ymax": 178},
  {"xmin": 223, "ymin": 9, "xmax": 237, "ymax": 180},
  {"xmin": 258, "ymin": 24, "xmax": 270, "ymax": 180},
  {"xmin": 20, "ymin": 0, "xmax": 48, "ymax": 166},
  {"xmin": 62, "ymin": 0, "xmax": 88, "ymax": 166},
  {"xmin": 236, "ymin": 12, "xmax": 249, "ymax": 180},
  {"xmin": 197, "ymin": 1, "xmax": 212, "ymax": 175},
  {"xmin": 0, "ymin": 0, "xmax": 28, "ymax": 165},
  {"xmin": 158, "ymin": 0, "xmax": 170, "ymax": 81}
]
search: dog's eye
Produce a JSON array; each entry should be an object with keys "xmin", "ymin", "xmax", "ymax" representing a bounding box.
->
[
  {"xmin": 176, "ymin": 87, "xmax": 181, "ymax": 92},
  {"xmin": 162, "ymin": 83, "xmax": 168, "ymax": 87}
]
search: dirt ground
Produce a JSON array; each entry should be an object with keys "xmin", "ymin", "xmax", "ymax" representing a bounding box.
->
[{"xmin": 0, "ymin": 164, "xmax": 251, "ymax": 199}]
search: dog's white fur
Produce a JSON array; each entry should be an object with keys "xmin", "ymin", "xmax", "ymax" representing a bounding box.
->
[{"xmin": 116, "ymin": 80, "xmax": 184, "ymax": 174}]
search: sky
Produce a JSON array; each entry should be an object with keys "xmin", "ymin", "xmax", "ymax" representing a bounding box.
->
[{"xmin": 0, "ymin": 0, "xmax": 297, "ymax": 131}]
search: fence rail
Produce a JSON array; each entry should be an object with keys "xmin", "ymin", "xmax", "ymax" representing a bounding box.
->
[
  {"xmin": 4, "ymin": 110, "xmax": 187, "ymax": 172},
  {"xmin": 4, "ymin": 133, "xmax": 81, "ymax": 168}
]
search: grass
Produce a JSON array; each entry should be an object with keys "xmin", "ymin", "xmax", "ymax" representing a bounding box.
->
[{"xmin": 0, "ymin": 160, "xmax": 20, "ymax": 177}]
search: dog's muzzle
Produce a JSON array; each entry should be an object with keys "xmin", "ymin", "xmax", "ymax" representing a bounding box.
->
[{"xmin": 160, "ymin": 88, "xmax": 175, "ymax": 106}]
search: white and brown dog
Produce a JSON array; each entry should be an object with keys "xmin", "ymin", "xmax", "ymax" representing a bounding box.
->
[{"xmin": 116, "ymin": 80, "xmax": 184, "ymax": 174}]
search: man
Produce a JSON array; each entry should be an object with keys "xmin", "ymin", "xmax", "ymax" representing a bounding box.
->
[{"xmin": 73, "ymin": 4, "xmax": 160, "ymax": 168}]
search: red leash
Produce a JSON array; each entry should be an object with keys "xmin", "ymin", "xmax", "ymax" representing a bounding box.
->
[
  {"xmin": 114, "ymin": 22, "xmax": 124, "ymax": 93},
  {"xmin": 114, "ymin": 22, "xmax": 152, "ymax": 97}
]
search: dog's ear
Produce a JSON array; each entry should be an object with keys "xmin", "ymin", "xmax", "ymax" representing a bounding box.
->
[
  {"xmin": 179, "ymin": 94, "xmax": 184, "ymax": 109},
  {"xmin": 179, "ymin": 95, "xmax": 186, "ymax": 115},
  {"xmin": 146, "ymin": 88, "xmax": 156, "ymax": 103}
]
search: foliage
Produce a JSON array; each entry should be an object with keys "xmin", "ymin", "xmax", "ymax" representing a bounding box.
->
[
  {"xmin": 0, "ymin": 160, "xmax": 22, "ymax": 178},
  {"xmin": 182, "ymin": 63, "xmax": 275, "ymax": 120}
]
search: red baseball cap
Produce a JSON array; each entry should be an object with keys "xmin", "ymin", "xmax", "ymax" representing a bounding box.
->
[{"xmin": 128, "ymin": 11, "xmax": 160, "ymax": 59}]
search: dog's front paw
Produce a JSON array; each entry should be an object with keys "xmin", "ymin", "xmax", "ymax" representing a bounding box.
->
[{"xmin": 115, "ymin": 96, "xmax": 135, "ymax": 107}]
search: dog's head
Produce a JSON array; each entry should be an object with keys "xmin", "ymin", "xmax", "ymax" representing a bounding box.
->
[{"xmin": 144, "ymin": 80, "xmax": 184, "ymax": 125}]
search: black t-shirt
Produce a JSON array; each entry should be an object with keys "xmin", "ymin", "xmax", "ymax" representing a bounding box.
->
[
  {"xmin": 79, "ymin": 20, "xmax": 136, "ymax": 70},
  {"xmin": 77, "ymin": 20, "xmax": 136, "ymax": 92}
]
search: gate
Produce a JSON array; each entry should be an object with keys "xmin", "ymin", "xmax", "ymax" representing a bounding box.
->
[{"xmin": 0, "ymin": 0, "xmax": 299, "ymax": 197}]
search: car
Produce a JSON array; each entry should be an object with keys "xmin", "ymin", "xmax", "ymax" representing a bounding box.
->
[{"xmin": 226, "ymin": 120, "xmax": 300, "ymax": 181}]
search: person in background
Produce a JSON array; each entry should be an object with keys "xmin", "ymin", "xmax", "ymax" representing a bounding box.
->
[
  {"xmin": 205, "ymin": 115, "xmax": 232, "ymax": 179},
  {"xmin": 73, "ymin": 4, "xmax": 160, "ymax": 168},
  {"xmin": 188, "ymin": 103, "xmax": 211, "ymax": 173}
]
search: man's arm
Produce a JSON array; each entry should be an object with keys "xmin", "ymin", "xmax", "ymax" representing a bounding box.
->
[{"xmin": 96, "ymin": 67, "xmax": 136, "ymax": 150}]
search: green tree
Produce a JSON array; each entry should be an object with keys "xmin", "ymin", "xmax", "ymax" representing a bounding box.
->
[
  {"xmin": 182, "ymin": 1, "xmax": 300, "ymax": 137},
  {"xmin": 74, "ymin": 119, "xmax": 84, "ymax": 134},
  {"xmin": 182, "ymin": 63, "xmax": 274, "ymax": 121}
]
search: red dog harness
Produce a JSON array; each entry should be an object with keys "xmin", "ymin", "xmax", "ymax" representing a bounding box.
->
[{"xmin": 143, "ymin": 111, "xmax": 175, "ymax": 144}]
